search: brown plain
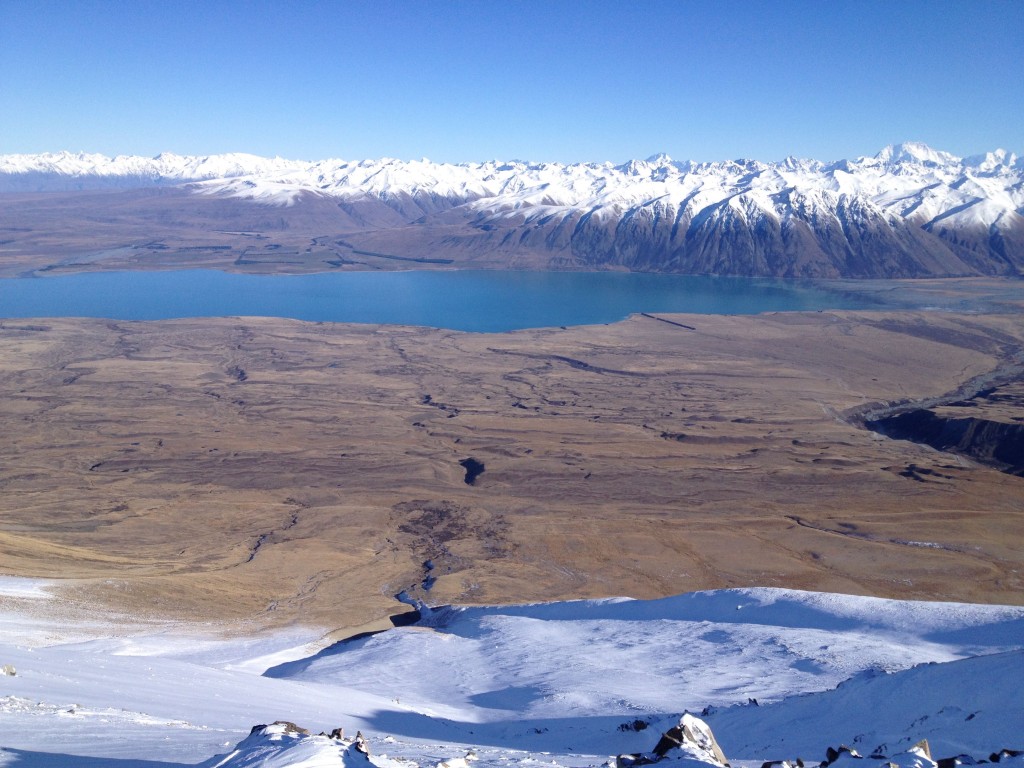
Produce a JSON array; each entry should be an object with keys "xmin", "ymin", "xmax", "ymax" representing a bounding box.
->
[{"xmin": 1, "ymin": 310, "xmax": 1022, "ymax": 638}]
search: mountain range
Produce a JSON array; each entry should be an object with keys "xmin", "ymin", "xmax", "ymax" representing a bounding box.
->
[{"xmin": 2, "ymin": 142, "xmax": 1022, "ymax": 278}]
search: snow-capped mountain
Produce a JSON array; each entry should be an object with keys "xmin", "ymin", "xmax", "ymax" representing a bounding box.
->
[
  {"xmin": 2, "ymin": 143, "xmax": 1022, "ymax": 278},
  {"xmin": 0, "ymin": 150, "xmax": 308, "ymax": 187}
]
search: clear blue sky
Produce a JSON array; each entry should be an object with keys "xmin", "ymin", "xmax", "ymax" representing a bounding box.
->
[{"xmin": 1, "ymin": 0, "xmax": 1021, "ymax": 163}]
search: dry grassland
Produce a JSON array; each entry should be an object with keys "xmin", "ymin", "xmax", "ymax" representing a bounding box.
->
[{"xmin": 1, "ymin": 311, "xmax": 1022, "ymax": 636}]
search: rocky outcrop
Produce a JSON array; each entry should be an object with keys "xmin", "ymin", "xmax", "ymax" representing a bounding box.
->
[{"xmin": 617, "ymin": 713, "xmax": 729, "ymax": 768}]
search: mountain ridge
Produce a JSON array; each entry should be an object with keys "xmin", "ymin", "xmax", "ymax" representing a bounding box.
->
[
  {"xmin": 3, "ymin": 142, "xmax": 1019, "ymax": 183},
  {"xmin": 2, "ymin": 143, "xmax": 1022, "ymax": 279}
]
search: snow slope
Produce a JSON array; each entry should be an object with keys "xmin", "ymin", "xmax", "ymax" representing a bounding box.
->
[
  {"xmin": 0, "ymin": 584, "xmax": 1022, "ymax": 767},
  {"xmin": 705, "ymin": 649, "xmax": 1024, "ymax": 759}
]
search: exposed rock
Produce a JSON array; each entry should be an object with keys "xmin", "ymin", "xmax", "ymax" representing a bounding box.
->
[
  {"xmin": 619, "ymin": 719, "xmax": 651, "ymax": 732},
  {"xmin": 815, "ymin": 741, "xmax": 939, "ymax": 768},
  {"xmin": 990, "ymin": 751, "xmax": 1024, "ymax": 763},
  {"xmin": 653, "ymin": 714, "xmax": 730, "ymax": 764},
  {"xmin": 354, "ymin": 730, "xmax": 370, "ymax": 756},
  {"xmin": 248, "ymin": 720, "xmax": 309, "ymax": 736},
  {"xmin": 617, "ymin": 713, "xmax": 729, "ymax": 768},
  {"xmin": 823, "ymin": 745, "xmax": 862, "ymax": 766}
]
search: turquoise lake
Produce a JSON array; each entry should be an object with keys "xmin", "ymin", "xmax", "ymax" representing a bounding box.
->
[{"xmin": 0, "ymin": 270, "xmax": 883, "ymax": 332}]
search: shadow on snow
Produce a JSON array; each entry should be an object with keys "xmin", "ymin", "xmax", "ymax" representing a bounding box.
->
[{"xmin": 0, "ymin": 748, "xmax": 191, "ymax": 768}]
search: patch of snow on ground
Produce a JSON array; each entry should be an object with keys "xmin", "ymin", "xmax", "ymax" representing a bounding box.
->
[{"xmin": 0, "ymin": 577, "xmax": 55, "ymax": 600}]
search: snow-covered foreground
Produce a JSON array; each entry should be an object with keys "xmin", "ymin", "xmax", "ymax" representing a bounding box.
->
[{"xmin": 1, "ymin": 581, "xmax": 1022, "ymax": 768}]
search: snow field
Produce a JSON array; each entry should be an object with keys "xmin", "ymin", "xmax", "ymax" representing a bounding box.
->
[{"xmin": 0, "ymin": 586, "xmax": 1021, "ymax": 767}]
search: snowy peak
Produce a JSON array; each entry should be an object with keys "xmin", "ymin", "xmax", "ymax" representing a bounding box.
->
[
  {"xmin": 645, "ymin": 152, "xmax": 675, "ymax": 165},
  {"xmin": 0, "ymin": 143, "xmax": 1005, "ymax": 187},
  {"xmin": 965, "ymin": 148, "xmax": 1019, "ymax": 173},
  {"xmin": 0, "ymin": 144, "xmax": 1017, "ymax": 204},
  {"xmin": 874, "ymin": 142, "xmax": 961, "ymax": 168},
  {"xmin": 0, "ymin": 150, "xmax": 309, "ymax": 182}
]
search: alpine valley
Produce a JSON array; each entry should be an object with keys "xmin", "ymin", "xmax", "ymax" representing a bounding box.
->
[{"xmin": 1, "ymin": 142, "xmax": 1022, "ymax": 278}]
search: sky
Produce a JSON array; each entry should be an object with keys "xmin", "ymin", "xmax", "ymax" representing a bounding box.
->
[{"xmin": 0, "ymin": 0, "xmax": 1021, "ymax": 164}]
